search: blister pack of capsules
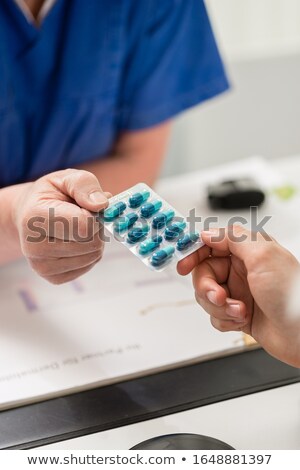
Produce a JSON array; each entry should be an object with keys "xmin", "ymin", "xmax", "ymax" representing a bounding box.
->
[{"xmin": 98, "ymin": 183, "xmax": 204, "ymax": 271}]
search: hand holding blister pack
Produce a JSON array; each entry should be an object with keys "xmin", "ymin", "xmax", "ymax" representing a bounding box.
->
[{"xmin": 98, "ymin": 183, "xmax": 204, "ymax": 271}]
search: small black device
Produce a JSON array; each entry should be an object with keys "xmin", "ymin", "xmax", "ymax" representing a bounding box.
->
[
  {"xmin": 130, "ymin": 433, "xmax": 234, "ymax": 450},
  {"xmin": 207, "ymin": 177, "xmax": 265, "ymax": 210}
]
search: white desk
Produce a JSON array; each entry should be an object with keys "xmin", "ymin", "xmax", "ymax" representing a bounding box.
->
[
  {"xmin": 42, "ymin": 156, "xmax": 300, "ymax": 450},
  {"xmin": 43, "ymin": 383, "xmax": 300, "ymax": 450}
]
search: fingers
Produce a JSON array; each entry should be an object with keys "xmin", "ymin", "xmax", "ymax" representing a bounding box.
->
[
  {"xmin": 177, "ymin": 244, "xmax": 211, "ymax": 275},
  {"xmin": 192, "ymin": 256, "xmax": 231, "ymax": 290},
  {"xmin": 28, "ymin": 249, "xmax": 103, "ymax": 277},
  {"xmin": 177, "ymin": 227, "xmax": 235, "ymax": 276},
  {"xmin": 192, "ymin": 256, "xmax": 248, "ymax": 324},
  {"xmin": 44, "ymin": 203, "xmax": 102, "ymax": 241},
  {"xmin": 23, "ymin": 223, "xmax": 105, "ymax": 283},
  {"xmin": 15, "ymin": 169, "xmax": 111, "ymax": 285},
  {"xmin": 195, "ymin": 289, "xmax": 249, "ymax": 330},
  {"xmin": 201, "ymin": 226, "xmax": 274, "ymax": 271},
  {"xmin": 178, "ymin": 232, "xmax": 252, "ymax": 332},
  {"xmin": 191, "ymin": 255, "xmax": 249, "ymax": 327},
  {"xmin": 178, "ymin": 225, "xmax": 276, "ymax": 278},
  {"xmin": 44, "ymin": 259, "xmax": 102, "ymax": 285},
  {"xmin": 22, "ymin": 231, "xmax": 104, "ymax": 258},
  {"xmin": 210, "ymin": 314, "xmax": 248, "ymax": 333},
  {"xmin": 50, "ymin": 169, "xmax": 109, "ymax": 212}
]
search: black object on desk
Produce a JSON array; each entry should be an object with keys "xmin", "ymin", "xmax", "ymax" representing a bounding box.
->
[
  {"xmin": 0, "ymin": 348, "xmax": 299, "ymax": 449},
  {"xmin": 131, "ymin": 433, "xmax": 234, "ymax": 450},
  {"xmin": 207, "ymin": 178, "xmax": 265, "ymax": 210}
]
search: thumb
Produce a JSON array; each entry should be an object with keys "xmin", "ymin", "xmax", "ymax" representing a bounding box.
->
[
  {"xmin": 201, "ymin": 225, "xmax": 272, "ymax": 267},
  {"xmin": 51, "ymin": 169, "xmax": 109, "ymax": 212}
]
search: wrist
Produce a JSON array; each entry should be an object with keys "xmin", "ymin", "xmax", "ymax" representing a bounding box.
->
[
  {"xmin": 0, "ymin": 183, "xmax": 33, "ymax": 262},
  {"xmin": 9, "ymin": 182, "xmax": 33, "ymax": 231}
]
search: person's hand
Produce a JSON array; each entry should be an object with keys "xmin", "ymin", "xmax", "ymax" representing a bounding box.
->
[
  {"xmin": 177, "ymin": 226, "xmax": 300, "ymax": 367},
  {"xmin": 13, "ymin": 169, "xmax": 110, "ymax": 284}
]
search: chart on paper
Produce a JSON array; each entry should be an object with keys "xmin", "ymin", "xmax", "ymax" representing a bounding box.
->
[{"xmin": 0, "ymin": 238, "xmax": 247, "ymax": 410}]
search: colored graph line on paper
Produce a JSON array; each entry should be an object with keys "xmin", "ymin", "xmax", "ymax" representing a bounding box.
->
[
  {"xmin": 140, "ymin": 299, "xmax": 195, "ymax": 315},
  {"xmin": 72, "ymin": 280, "xmax": 85, "ymax": 293},
  {"xmin": 18, "ymin": 289, "xmax": 38, "ymax": 312}
]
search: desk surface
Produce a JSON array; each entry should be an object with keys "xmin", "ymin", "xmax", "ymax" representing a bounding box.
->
[{"xmin": 43, "ymin": 382, "xmax": 300, "ymax": 450}]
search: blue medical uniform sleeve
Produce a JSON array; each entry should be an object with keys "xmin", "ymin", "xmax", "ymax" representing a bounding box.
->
[{"xmin": 117, "ymin": 0, "xmax": 229, "ymax": 130}]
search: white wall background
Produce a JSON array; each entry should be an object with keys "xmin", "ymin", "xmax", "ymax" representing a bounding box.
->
[
  {"xmin": 207, "ymin": 0, "xmax": 300, "ymax": 60},
  {"xmin": 163, "ymin": 0, "xmax": 300, "ymax": 175}
]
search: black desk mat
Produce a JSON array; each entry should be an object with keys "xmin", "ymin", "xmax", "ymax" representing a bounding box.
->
[{"xmin": 1, "ymin": 348, "xmax": 299, "ymax": 449}]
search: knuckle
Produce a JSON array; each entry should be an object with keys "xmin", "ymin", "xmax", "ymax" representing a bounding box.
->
[
  {"xmin": 194, "ymin": 290, "xmax": 203, "ymax": 306},
  {"xmin": 74, "ymin": 170, "xmax": 98, "ymax": 186},
  {"xmin": 60, "ymin": 169, "xmax": 98, "ymax": 200},
  {"xmin": 89, "ymin": 236, "xmax": 104, "ymax": 252},
  {"xmin": 45, "ymin": 275, "xmax": 65, "ymax": 286},
  {"xmin": 74, "ymin": 215, "xmax": 98, "ymax": 241},
  {"xmin": 75, "ymin": 216, "xmax": 90, "ymax": 238},
  {"xmin": 27, "ymin": 258, "xmax": 50, "ymax": 277},
  {"xmin": 194, "ymin": 287, "xmax": 208, "ymax": 305},
  {"xmin": 211, "ymin": 317, "xmax": 229, "ymax": 332},
  {"xmin": 94, "ymin": 248, "xmax": 103, "ymax": 262}
]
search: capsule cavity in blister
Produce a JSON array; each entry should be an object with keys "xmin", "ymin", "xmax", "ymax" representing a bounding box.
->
[
  {"xmin": 176, "ymin": 232, "xmax": 199, "ymax": 251},
  {"xmin": 140, "ymin": 199, "xmax": 162, "ymax": 218},
  {"xmin": 139, "ymin": 235, "xmax": 163, "ymax": 255},
  {"xmin": 129, "ymin": 190, "xmax": 150, "ymax": 208},
  {"xmin": 103, "ymin": 201, "xmax": 126, "ymax": 222},
  {"xmin": 113, "ymin": 212, "xmax": 138, "ymax": 232},
  {"xmin": 164, "ymin": 221, "xmax": 187, "ymax": 240},
  {"xmin": 152, "ymin": 209, "xmax": 175, "ymax": 229},
  {"xmin": 151, "ymin": 245, "xmax": 175, "ymax": 267},
  {"xmin": 127, "ymin": 225, "xmax": 150, "ymax": 244}
]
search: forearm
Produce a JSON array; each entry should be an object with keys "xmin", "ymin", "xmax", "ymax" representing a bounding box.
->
[
  {"xmin": 80, "ymin": 153, "xmax": 159, "ymax": 195},
  {"xmin": 0, "ymin": 184, "xmax": 29, "ymax": 264},
  {"xmin": 78, "ymin": 122, "xmax": 171, "ymax": 195}
]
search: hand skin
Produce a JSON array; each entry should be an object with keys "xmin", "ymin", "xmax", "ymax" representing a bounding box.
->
[
  {"xmin": 177, "ymin": 226, "xmax": 300, "ymax": 368},
  {"xmin": 0, "ymin": 122, "xmax": 170, "ymax": 269},
  {"xmin": 0, "ymin": 169, "xmax": 110, "ymax": 284}
]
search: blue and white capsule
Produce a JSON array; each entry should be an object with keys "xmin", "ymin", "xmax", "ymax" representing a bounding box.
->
[
  {"xmin": 140, "ymin": 199, "xmax": 162, "ymax": 218},
  {"xmin": 127, "ymin": 225, "xmax": 150, "ymax": 244},
  {"xmin": 114, "ymin": 212, "xmax": 138, "ymax": 232},
  {"xmin": 129, "ymin": 190, "xmax": 150, "ymax": 209},
  {"xmin": 103, "ymin": 201, "xmax": 126, "ymax": 222},
  {"xmin": 152, "ymin": 209, "xmax": 175, "ymax": 229},
  {"xmin": 139, "ymin": 235, "xmax": 163, "ymax": 255},
  {"xmin": 151, "ymin": 245, "xmax": 175, "ymax": 267},
  {"xmin": 164, "ymin": 221, "xmax": 187, "ymax": 241},
  {"xmin": 176, "ymin": 232, "xmax": 199, "ymax": 251}
]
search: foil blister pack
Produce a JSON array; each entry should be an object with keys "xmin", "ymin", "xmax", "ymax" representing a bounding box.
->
[{"xmin": 98, "ymin": 183, "xmax": 204, "ymax": 271}]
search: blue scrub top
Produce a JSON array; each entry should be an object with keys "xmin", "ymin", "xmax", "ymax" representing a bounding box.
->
[{"xmin": 0, "ymin": 0, "xmax": 229, "ymax": 187}]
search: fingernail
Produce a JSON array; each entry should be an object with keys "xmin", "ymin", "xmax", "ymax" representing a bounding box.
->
[
  {"xmin": 207, "ymin": 290, "xmax": 218, "ymax": 305},
  {"xmin": 89, "ymin": 191, "xmax": 108, "ymax": 205},
  {"xmin": 226, "ymin": 303, "xmax": 241, "ymax": 318}
]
